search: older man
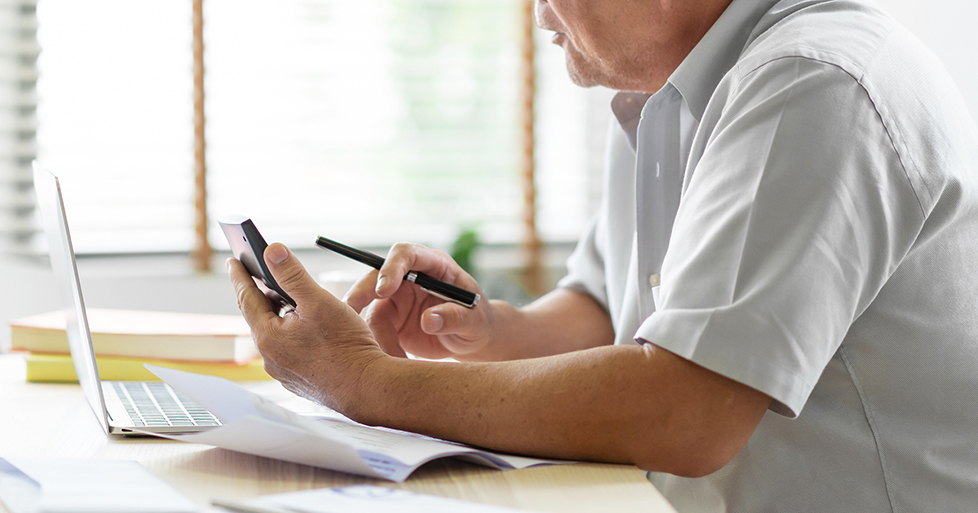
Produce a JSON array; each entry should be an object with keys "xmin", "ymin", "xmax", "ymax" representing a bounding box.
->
[{"xmin": 229, "ymin": 0, "xmax": 978, "ymax": 509}]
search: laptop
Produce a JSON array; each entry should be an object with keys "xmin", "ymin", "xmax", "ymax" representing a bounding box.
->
[{"xmin": 32, "ymin": 162, "xmax": 221, "ymax": 435}]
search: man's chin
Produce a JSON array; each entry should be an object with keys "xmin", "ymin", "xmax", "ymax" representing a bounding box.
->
[
  {"xmin": 565, "ymin": 68, "xmax": 606, "ymax": 89},
  {"xmin": 563, "ymin": 57, "xmax": 606, "ymax": 88}
]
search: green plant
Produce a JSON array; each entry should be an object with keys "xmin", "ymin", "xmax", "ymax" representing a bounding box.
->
[{"xmin": 450, "ymin": 227, "xmax": 481, "ymax": 276}]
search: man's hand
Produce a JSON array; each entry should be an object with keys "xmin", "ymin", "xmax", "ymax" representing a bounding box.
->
[
  {"xmin": 227, "ymin": 243, "xmax": 384, "ymax": 413},
  {"xmin": 343, "ymin": 243, "xmax": 496, "ymax": 360}
]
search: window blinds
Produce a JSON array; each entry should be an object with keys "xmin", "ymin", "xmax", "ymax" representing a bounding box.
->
[
  {"xmin": 35, "ymin": 0, "xmax": 194, "ymax": 254},
  {"xmin": 0, "ymin": 0, "xmax": 38, "ymax": 255},
  {"xmin": 204, "ymin": 0, "xmax": 526, "ymax": 249},
  {"xmin": 34, "ymin": 0, "xmax": 605, "ymax": 255}
]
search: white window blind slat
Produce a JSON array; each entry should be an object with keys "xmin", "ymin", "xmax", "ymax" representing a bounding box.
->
[{"xmin": 0, "ymin": 0, "xmax": 38, "ymax": 255}]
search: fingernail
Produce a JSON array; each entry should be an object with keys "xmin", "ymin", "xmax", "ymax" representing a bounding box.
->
[
  {"xmin": 375, "ymin": 275, "xmax": 388, "ymax": 293},
  {"xmin": 268, "ymin": 245, "xmax": 289, "ymax": 265},
  {"xmin": 429, "ymin": 313, "xmax": 444, "ymax": 333}
]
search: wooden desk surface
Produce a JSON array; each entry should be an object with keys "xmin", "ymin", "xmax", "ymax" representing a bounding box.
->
[{"xmin": 0, "ymin": 353, "xmax": 675, "ymax": 512}]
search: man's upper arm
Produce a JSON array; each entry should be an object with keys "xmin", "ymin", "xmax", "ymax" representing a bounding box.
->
[
  {"xmin": 638, "ymin": 56, "xmax": 922, "ymax": 417},
  {"xmin": 625, "ymin": 342, "xmax": 772, "ymax": 476}
]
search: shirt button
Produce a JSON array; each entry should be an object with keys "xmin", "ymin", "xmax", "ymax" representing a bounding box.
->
[{"xmin": 648, "ymin": 274, "xmax": 660, "ymax": 287}]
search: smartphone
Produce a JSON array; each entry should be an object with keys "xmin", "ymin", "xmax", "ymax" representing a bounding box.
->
[{"xmin": 218, "ymin": 215, "xmax": 297, "ymax": 308}]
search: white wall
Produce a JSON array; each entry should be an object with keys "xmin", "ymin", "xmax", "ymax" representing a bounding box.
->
[{"xmin": 875, "ymin": 0, "xmax": 978, "ymax": 121}]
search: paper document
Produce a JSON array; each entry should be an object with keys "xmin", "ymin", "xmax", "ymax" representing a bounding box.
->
[
  {"xmin": 146, "ymin": 365, "xmax": 564, "ymax": 482},
  {"xmin": 0, "ymin": 458, "xmax": 197, "ymax": 513},
  {"xmin": 215, "ymin": 485, "xmax": 527, "ymax": 513}
]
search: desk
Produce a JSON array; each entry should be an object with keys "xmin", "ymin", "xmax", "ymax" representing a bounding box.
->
[{"xmin": 0, "ymin": 354, "xmax": 675, "ymax": 512}]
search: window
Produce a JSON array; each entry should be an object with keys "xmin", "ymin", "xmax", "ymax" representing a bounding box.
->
[
  {"xmin": 33, "ymin": 0, "xmax": 608, "ymax": 256},
  {"xmin": 35, "ymin": 0, "xmax": 193, "ymax": 254},
  {"xmin": 0, "ymin": 0, "xmax": 38, "ymax": 256}
]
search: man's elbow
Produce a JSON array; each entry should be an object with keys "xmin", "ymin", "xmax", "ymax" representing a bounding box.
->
[
  {"xmin": 629, "ymin": 430, "xmax": 752, "ymax": 478},
  {"xmin": 609, "ymin": 344, "xmax": 772, "ymax": 477}
]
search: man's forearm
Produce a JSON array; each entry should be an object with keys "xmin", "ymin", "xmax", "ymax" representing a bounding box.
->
[
  {"xmin": 460, "ymin": 288, "xmax": 616, "ymax": 362},
  {"xmin": 346, "ymin": 342, "xmax": 771, "ymax": 477},
  {"xmin": 229, "ymin": 245, "xmax": 769, "ymax": 477}
]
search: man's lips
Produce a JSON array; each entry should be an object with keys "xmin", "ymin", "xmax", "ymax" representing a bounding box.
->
[{"xmin": 551, "ymin": 32, "xmax": 567, "ymax": 44}]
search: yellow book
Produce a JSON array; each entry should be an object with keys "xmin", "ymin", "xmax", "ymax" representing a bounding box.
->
[
  {"xmin": 24, "ymin": 352, "xmax": 272, "ymax": 383},
  {"xmin": 9, "ymin": 308, "xmax": 257, "ymax": 363}
]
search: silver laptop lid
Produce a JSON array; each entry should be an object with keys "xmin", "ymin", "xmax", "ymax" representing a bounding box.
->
[{"xmin": 32, "ymin": 162, "xmax": 112, "ymax": 434}]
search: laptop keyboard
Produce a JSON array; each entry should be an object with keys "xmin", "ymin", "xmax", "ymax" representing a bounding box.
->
[{"xmin": 113, "ymin": 381, "xmax": 221, "ymax": 427}]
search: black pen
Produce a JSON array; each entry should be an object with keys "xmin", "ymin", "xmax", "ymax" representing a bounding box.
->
[{"xmin": 315, "ymin": 236, "xmax": 481, "ymax": 309}]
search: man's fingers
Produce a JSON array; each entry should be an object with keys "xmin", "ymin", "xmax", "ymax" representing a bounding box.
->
[
  {"xmin": 363, "ymin": 301, "xmax": 408, "ymax": 358},
  {"xmin": 344, "ymin": 269, "xmax": 381, "ymax": 313},
  {"xmin": 374, "ymin": 243, "xmax": 415, "ymax": 297},
  {"xmin": 419, "ymin": 304, "xmax": 491, "ymax": 356},
  {"xmin": 227, "ymin": 258, "xmax": 279, "ymax": 325},
  {"xmin": 375, "ymin": 243, "xmax": 455, "ymax": 298},
  {"xmin": 263, "ymin": 243, "xmax": 325, "ymax": 307},
  {"xmin": 421, "ymin": 304, "xmax": 472, "ymax": 336}
]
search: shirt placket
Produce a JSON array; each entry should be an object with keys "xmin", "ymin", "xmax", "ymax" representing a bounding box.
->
[{"xmin": 634, "ymin": 85, "xmax": 683, "ymax": 320}]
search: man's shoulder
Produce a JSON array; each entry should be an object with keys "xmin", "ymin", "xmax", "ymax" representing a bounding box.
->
[
  {"xmin": 735, "ymin": 0, "xmax": 898, "ymax": 81},
  {"xmin": 712, "ymin": 0, "xmax": 978, "ymax": 219}
]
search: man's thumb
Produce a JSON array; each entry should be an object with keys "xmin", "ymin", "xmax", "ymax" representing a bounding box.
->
[{"xmin": 264, "ymin": 243, "xmax": 321, "ymax": 304}]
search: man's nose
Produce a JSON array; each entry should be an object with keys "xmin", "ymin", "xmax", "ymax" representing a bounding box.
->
[{"xmin": 534, "ymin": 0, "xmax": 553, "ymax": 30}]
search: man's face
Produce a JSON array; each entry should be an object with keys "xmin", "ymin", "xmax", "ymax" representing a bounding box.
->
[{"xmin": 535, "ymin": 0, "xmax": 730, "ymax": 93}]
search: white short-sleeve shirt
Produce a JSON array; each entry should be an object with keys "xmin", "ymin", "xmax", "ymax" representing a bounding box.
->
[{"xmin": 558, "ymin": 0, "xmax": 978, "ymax": 509}]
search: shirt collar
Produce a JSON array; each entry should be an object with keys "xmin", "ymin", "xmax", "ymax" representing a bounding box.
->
[
  {"xmin": 611, "ymin": 0, "xmax": 783, "ymax": 139},
  {"xmin": 669, "ymin": 0, "xmax": 782, "ymax": 121}
]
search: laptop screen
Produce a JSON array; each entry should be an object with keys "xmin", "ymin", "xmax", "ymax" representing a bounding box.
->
[{"xmin": 32, "ymin": 162, "xmax": 111, "ymax": 433}]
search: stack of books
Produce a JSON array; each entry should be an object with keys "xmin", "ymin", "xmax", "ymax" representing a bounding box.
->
[{"xmin": 8, "ymin": 308, "xmax": 271, "ymax": 383}]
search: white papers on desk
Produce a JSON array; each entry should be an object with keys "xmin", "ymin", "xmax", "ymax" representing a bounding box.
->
[
  {"xmin": 145, "ymin": 365, "xmax": 564, "ymax": 482},
  {"xmin": 227, "ymin": 485, "xmax": 526, "ymax": 512},
  {"xmin": 0, "ymin": 458, "xmax": 197, "ymax": 513}
]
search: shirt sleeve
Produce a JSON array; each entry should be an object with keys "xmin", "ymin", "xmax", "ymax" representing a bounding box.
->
[
  {"xmin": 557, "ymin": 212, "xmax": 609, "ymax": 310},
  {"xmin": 636, "ymin": 56, "xmax": 923, "ymax": 417}
]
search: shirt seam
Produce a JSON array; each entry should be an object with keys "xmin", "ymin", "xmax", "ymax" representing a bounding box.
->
[
  {"xmin": 856, "ymin": 26, "xmax": 928, "ymax": 218},
  {"xmin": 839, "ymin": 345, "xmax": 898, "ymax": 513}
]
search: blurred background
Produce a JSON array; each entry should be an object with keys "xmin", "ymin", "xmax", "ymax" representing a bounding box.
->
[{"xmin": 1, "ymin": 0, "xmax": 975, "ymax": 351}]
